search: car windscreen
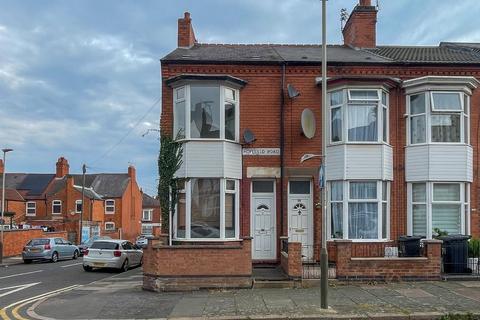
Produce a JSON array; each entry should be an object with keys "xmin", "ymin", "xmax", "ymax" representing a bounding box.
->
[
  {"xmin": 27, "ymin": 239, "xmax": 50, "ymax": 246},
  {"xmin": 90, "ymin": 241, "xmax": 119, "ymax": 250}
]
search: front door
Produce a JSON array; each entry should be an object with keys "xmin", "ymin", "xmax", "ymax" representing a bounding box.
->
[
  {"xmin": 288, "ymin": 180, "xmax": 313, "ymax": 260},
  {"xmin": 251, "ymin": 180, "xmax": 276, "ymax": 260}
]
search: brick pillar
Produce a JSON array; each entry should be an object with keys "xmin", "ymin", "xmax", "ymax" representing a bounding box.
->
[{"xmin": 334, "ymin": 240, "xmax": 352, "ymax": 278}]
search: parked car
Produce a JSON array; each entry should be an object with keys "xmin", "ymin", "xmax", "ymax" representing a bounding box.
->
[
  {"xmin": 135, "ymin": 235, "xmax": 154, "ymax": 248},
  {"xmin": 22, "ymin": 238, "xmax": 80, "ymax": 263},
  {"xmin": 78, "ymin": 236, "xmax": 111, "ymax": 256},
  {"xmin": 83, "ymin": 239, "xmax": 143, "ymax": 272}
]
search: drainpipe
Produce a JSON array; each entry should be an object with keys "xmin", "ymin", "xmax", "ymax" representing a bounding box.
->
[{"xmin": 280, "ymin": 63, "xmax": 286, "ymax": 237}]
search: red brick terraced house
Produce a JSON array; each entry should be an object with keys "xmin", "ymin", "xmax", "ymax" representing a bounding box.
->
[
  {"xmin": 0, "ymin": 157, "xmax": 143, "ymax": 243},
  {"xmin": 141, "ymin": 192, "xmax": 161, "ymax": 237},
  {"xmin": 144, "ymin": 0, "xmax": 480, "ymax": 290}
]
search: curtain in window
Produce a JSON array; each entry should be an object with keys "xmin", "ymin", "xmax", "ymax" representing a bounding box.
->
[
  {"xmin": 347, "ymin": 105, "xmax": 377, "ymax": 141},
  {"xmin": 431, "ymin": 114, "xmax": 460, "ymax": 142},
  {"xmin": 190, "ymin": 179, "xmax": 220, "ymax": 238},
  {"xmin": 411, "ymin": 115, "xmax": 426, "ymax": 144},
  {"xmin": 432, "ymin": 204, "xmax": 460, "ymax": 234},
  {"xmin": 348, "ymin": 203, "xmax": 378, "ymax": 239},
  {"xmin": 412, "ymin": 204, "xmax": 427, "ymax": 236},
  {"xmin": 432, "ymin": 93, "xmax": 462, "ymax": 110},
  {"xmin": 349, "ymin": 182, "xmax": 376, "ymax": 199},
  {"xmin": 433, "ymin": 184, "xmax": 460, "ymax": 201},
  {"xmin": 330, "ymin": 182, "xmax": 343, "ymax": 238},
  {"xmin": 331, "ymin": 107, "xmax": 342, "ymax": 142},
  {"xmin": 225, "ymin": 193, "xmax": 235, "ymax": 238}
]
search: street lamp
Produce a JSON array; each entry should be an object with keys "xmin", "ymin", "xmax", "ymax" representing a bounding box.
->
[
  {"xmin": 1, "ymin": 148, "xmax": 13, "ymax": 264},
  {"xmin": 300, "ymin": 153, "xmax": 323, "ymax": 163}
]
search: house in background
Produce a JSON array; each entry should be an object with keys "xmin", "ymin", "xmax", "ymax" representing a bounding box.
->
[
  {"xmin": 0, "ymin": 157, "xmax": 143, "ymax": 243},
  {"xmin": 143, "ymin": 0, "xmax": 480, "ymax": 291},
  {"xmin": 141, "ymin": 192, "xmax": 161, "ymax": 237}
]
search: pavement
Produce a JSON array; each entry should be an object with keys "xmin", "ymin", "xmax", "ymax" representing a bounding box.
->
[{"xmin": 15, "ymin": 274, "xmax": 480, "ymax": 319}]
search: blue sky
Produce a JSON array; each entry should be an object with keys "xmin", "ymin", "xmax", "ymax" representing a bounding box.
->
[{"xmin": 1, "ymin": 0, "xmax": 479, "ymax": 196}]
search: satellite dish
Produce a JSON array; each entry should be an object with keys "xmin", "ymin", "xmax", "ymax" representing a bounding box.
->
[
  {"xmin": 243, "ymin": 129, "xmax": 256, "ymax": 144},
  {"xmin": 287, "ymin": 84, "xmax": 300, "ymax": 98},
  {"xmin": 301, "ymin": 108, "xmax": 316, "ymax": 139}
]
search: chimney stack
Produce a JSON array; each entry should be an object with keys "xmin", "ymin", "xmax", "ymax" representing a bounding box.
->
[
  {"xmin": 128, "ymin": 165, "xmax": 136, "ymax": 181},
  {"xmin": 342, "ymin": 0, "xmax": 377, "ymax": 48},
  {"xmin": 55, "ymin": 157, "xmax": 69, "ymax": 178},
  {"xmin": 178, "ymin": 12, "xmax": 197, "ymax": 48},
  {"xmin": 0, "ymin": 159, "xmax": 4, "ymax": 174}
]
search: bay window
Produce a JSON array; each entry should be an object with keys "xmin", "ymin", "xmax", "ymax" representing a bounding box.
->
[
  {"xmin": 329, "ymin": 180, "xmax": 389, "ymax": 240},
  {"xmin": 408, "ymin": 182, "xmax": 469, "ymax": 238},
  {"xmin": 174, "ymin": 178, "xmax": 239, "ymax": 240},
  {"xmin": 408, "ymin": 91, "xmax": 469, "ymax": 144},
  {"xmin": 329, "ymin": 88, "xmax": 388, "ymax": 144},
  {"xmin": 173, "ymin": 85, "xmax": 239, "ymax": 141}
]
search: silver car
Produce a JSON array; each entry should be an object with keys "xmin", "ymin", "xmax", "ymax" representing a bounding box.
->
[
  {"xmin": 22, "ymin": 238, "xmax": 80, "ymax": 263},
  {"xmin": 82, "ymin": 239, "xmax": 143, "ymax": 272}
]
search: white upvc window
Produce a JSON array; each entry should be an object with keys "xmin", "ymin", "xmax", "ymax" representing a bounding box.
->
[
  {"xmin": 105, "ymin": 199, "xmax": 115, "ymax": 214},
  {"xmin": 329, "ymin": 88, "xmax": 389, "ymax": 144},
  {"xmin": 407, "ymin": 91, "xmax": 469, "ymax": 145},
  {"xmin": 174, "ymin": 178, "xmax": 239, "ymax": 240},
  {"xmin": 75, "ymin": 200, "xmax": 82, "ymax": 213},
  {"xmin": 173, "ymin": 85, "xmax": 240, "ymax": 142},
  {"xmin": 408, "ymin": 182, "xmax": 469, "ymax": 239},
  {"xmin": 52, "ymin": 200, "xmax": 62, "ymax": 214},
  {"xmin": 329, "ymin": 180, "xmax": 389, "ymax": 241},
  {"xmin": 141, "ymin": 224, "xmax": 154, "ymax": 235},
  {"xmin": 105, "ymin": 222, "xmax": 115, "ymax": 231},
  {"xmin": 142, "ymin": 209, "xmax": 153, "ymax": 221},
  {"xmin": 26, "ymin": 202, "xmax": 36, "ymax": 216}
]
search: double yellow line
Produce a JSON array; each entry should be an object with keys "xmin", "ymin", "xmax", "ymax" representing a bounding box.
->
[{"xmin": 0, "ymin": 285, "xmax": 80, "ymax": 320}]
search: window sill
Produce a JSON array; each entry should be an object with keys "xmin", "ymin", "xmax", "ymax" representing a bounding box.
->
[
  {"xmin": 173, "ymin": 238, "xmax": 241, "ymax": 242},
  {"xmin": 176, "ymin": 138, "xmax": 240, "ymax": 144},
  {"xmin": 328, "ymin": 142, "xmax": 392, "ymax": 147},
  {"xmin": 105, "ymin": 212, "xmax": 115, "ymax": 215}
]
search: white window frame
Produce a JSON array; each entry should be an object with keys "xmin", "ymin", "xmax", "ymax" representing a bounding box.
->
[
  {"xmin": 328, "ymin": 87, "xmax": 389, "ymax": 145},
  {"xmin": 105, "ymin": 199, "xmax": 115, "ymax": 214},
  {"xmin": 26, "ymin": 201, "xmax": 36, "ymax": 216},
  {"xmin": 327, "ymin": 180, "xmax": 390, "ymax": 242},
  {"xmin": 141, "ymin": 224, "xmax": 154, "ymax": 235},
  {"xmin": 105, "ymin": 222, "xmax": 115, "ymax": 231},
  {"xmin": 430, "ymin": 91, "xmax": 463, "ymax": 112},
  {"xmin": 142, "ymin": 209, "xmax": 153, "ymax": 221},
  {"xmin": 52, "ymin": 200, "xmax": 62, "ymax": 215},
  {"xmin": 173, "ymin": 178, "xmax": 240, "ymax": 241},
  {"xmin": 173, "ymin": 84, "xmax": 240, "ymax": 142},
  {"xmin": 75, "ymin": 200, "xmax": 82, "ymax": 214},
  {"xmin": 407, "ymin": 182, "xmax": 469, "ymax": 239},
  {"xmin": 407, "ymin": 91, "xmax": 469, "ymax": 145}
]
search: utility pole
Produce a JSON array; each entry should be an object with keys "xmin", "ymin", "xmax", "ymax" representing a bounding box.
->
[
  {"xmin": 79, "ymin": 164, "xmax": 86, "ymax": 244},
  {"xmin": 0, "ymin": 148, "xmax": 13, "ymax": 264},
  {"xmin": 320, "ymin": 0, "xmax": 329, "ymax": 309}
]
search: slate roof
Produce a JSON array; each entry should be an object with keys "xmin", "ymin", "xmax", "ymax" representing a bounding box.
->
[
  {"xmin": 0, "ymin": 173, "xmax": 55, "ymax": 198},
  {"xmin": 162, "ymin": 43, "xmax": 480, "ymax": 65},
  {"xmin": 72, "ymin": 174, "xmax": 130, "ymax": 198},
  {"xmin": 142, "ymin": 193, "xmax": 160, "ymax": 208}
]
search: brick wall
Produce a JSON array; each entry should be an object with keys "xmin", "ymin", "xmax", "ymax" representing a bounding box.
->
[
  {"xmin": 334, "ymin": 240, "xmax": 442, "ymax": 281},
  {"xmin": 143, "ymin": 238, "xmax": 252, "ymax": 291},
  {"xmin": 2, "ymin": 229, "xmax": 68, "ymax": 257},
  {"xmin": 280, "ymin": 241, "xmax": 302, "ymax": 279}
]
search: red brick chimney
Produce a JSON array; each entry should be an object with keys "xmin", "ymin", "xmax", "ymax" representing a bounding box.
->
[
  {"xmin": 178, "ymin": 12, "xmax": 197, "ymax": 48},
  {"xmin": 0, "ymin": 159, "xmax": 3, "ymax": 174},
  {"xmin": 128, "ymin": 165, "xmax": 136, "ymax": 181},
  {"xmin": 55, "ymin": 157, "xmax": 69, "ymax": 178},
  {"xmin": 342, "ymin": 0, "xmax": 377, "ymax": 48}
]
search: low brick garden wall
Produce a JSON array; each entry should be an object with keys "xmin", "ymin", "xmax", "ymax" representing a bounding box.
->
[
  {"xmin": 280, "ymin": 241, "xmax": 302, "ymax": 279},
  {"xmin": 3, "ymin": 229, "xmax": 68, "ymax": 257},
  {"xmin": 143, "ymin": 237, "xmax": 253, "ymax": 291},
  {"xmin": 334, "ymin": 239, "xmax": 442, "ymax": 281}
]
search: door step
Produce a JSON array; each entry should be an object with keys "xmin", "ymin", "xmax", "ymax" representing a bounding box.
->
[{"xmin": 253, "ymin": 279, "xmax": 299, "ymax": 289}]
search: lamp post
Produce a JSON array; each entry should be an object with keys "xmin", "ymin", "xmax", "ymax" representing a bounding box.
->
[{"xmin": 1, "ymin": 148, "xmax": 13, "ymax": 264}]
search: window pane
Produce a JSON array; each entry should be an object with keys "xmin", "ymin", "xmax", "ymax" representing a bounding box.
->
[
  {"xmin": 382, "ymin": 92, "xmax": 387, "ymax": 105},
  {"xmin": 382, "ymin": 107, "xmax": 387, "ymax": 142},
  {"xmin": 464, "ymin": 115, "xmax": 469, "ymax": 144},
  {"xmin": 177, "ymin": 193, "xmax": 186, "ymax": 238},
  {"xmin": 347, "ymin": 105, "xmax": 377, "ymax": 141},
  {"xmin": 225, "ymin": 102, "xmax": 235, "ymax": 140},
  {"xmin": 382, "ymin": 182, "xmax": 387, "ymax": 201},
  {"xmin": 225, "ymin": 88, "xmax": 235, "ymax": 101},
  {"xmin": 433, "ymin": 184, "xmax": 460, "ymax": 201},
  {"xmin": 331, "ymin": 182, "xmax": 343, "ymax": 201},
  {"xmin": 431, "ymin": 114, "xmax": 460, "ymax": 142},
  {"xmin": 330, "ymin": 90, "xmax": 343, "ymax": 105},
  {"xmin": 176, "ymin": 87, "xmax": 185, "ymax": 100},
  {"xmin": 349, "ymin": 182, "xmax": 377, "ymax": 199},
  {"xmin": 432, "ymin": 204, "xmax": 460, "ymax": 234},
  {"xmin": 382, "ymin": 203, "xmax": 387, "ymax": 238},
  {"xmin": 174, "ymin": 101, "xmax": 186, "ymax": 139},
  {"xmin": 226, "ymin": 180, "xmax": 235, "ymax": 191},
  {"xmin": 411, "ymin": 115, "xmax": 426, "ymax": 144},
  {"xmin": 348, "ymin": 203, "xmax": 378, "ymax": 239},
  {"xmin": 412, "ymin": 183, "xmax": 426, "ymax": 202},
  {"xmin": 410, "ymin": 93, "xmax": 425, "ymax": 115},
  {"xmin": 289, "ymin": 181, "xmax": 310, "ymax": 194},
  {"xmin": 53, "ymin": 202, "xmax": 61, "ymax": 214},
  {"xmin": 349, "ymin": 90, "xmax": 379, "ymax": 100},
  {"xmin": 190, "ymin": 179, "xmax": 220, "ymax": 238},
  {"xmin": 412, "ymin": 204, "xmax": 427, "ymax": 236},
  {"xmin": 432, "ymin": 92, "xmax": 462, "ymax": 110},
  {"xmin": 331, "ymin": 203, "xmax": 343, "ymax": 238},
  {"xmin": 225, "ymin": 193, "xmax": 236, "ymax": 238},
  {"xmin": 331, "ymin": 107, "xmax": 342, "ymax": 142},
  {"xmin": 190, "ymin": 86, "xmax": 220, "ymax": 138},
  {"xmin": 252, "ymin": 181, "xmax": 274, "ymax": 193}
]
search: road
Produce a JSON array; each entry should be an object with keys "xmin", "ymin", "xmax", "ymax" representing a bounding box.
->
[{"xmin": 0, "ymin": 257, "xmax": 141, "ymax": 319}]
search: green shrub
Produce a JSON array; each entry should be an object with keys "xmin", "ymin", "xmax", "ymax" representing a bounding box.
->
[{"xmin": 469, "ymin": 238, "xmax": 480, "ymax": 258}]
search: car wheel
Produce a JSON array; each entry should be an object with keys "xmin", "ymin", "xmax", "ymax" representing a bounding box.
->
[
  {"xmin": 51, "ymin": 252, "xmax": 58, "ymax": 263},
  {"xmin": 120, "ymin": 259, "xmax": 129, "ymax": 272},
  {"xmin": 73, "ymin": 250, "xmax": 79, "ymax": 260},
  {"xmin": 83, "ymin": 265, "xmax": 92, "ymax": 272},
  {"xmin": 23, "ymin": 259, "xmax": 32, "ymax": 264}
]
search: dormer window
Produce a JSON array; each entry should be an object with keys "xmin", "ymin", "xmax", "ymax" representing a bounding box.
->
[
  {"xmin": 173, "ymin": 85, "xmax": 239, "ymax": 142},
  {"xmin": 329, "ymin": 88, "xmax": 388, "ymax": 144}
]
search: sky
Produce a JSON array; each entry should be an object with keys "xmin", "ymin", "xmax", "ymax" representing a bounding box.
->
[{"xmin": 1, "ymin": 0, "xmax": 480, "ymax": 196}]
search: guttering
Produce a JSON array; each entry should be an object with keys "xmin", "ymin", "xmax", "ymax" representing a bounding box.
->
[{"xmin": 165, "ymin": 74, "xmax": 248, "ymax": 88}]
